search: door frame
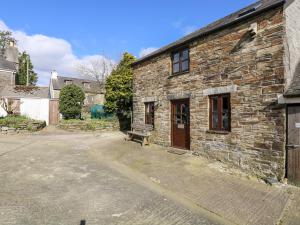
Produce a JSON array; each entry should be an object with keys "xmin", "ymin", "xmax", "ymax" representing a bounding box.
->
[
  {"xmin": 286, "ymin": 104, "xmax": 300, "ymax": 183},
  {"xmin": 49, "ymin": 99, "xmax": 60, "ymax": 125},
  {"xmin": 170, "ymin": 98, "xmax": 190, "ymax": 150}
]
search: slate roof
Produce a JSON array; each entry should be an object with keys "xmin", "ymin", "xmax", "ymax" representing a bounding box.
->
[
  {"xmin": 0, "ymin": 86, "xmax": 49, "ymax": 99},
  {"xmin": 52, "ymin": 76, "xmax": 104, "ymax": 94},
  {"xmin": 0, "ymin": 57, "xmax": 16, "ymax": 72},
  {"xmin": 132, "ymin": 0, "xmax": 285, "ymax": 66}
]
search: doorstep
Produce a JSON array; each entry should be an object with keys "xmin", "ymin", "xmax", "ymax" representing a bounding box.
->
[{"xmin": 167, "ymin": 147, "xmax": 189, "ymax": 155}]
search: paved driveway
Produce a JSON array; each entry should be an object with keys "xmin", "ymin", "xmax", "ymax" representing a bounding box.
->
[{"xmin": 0, "ymin": 132, "xmax": 222, "ymax": 225}]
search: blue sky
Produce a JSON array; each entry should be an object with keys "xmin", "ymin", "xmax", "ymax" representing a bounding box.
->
[{"xmin": 0, "ymin": 0, "xmax": 256, "ymax": 84}]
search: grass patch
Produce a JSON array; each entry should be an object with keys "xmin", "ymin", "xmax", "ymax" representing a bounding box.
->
[{"xmin": 0, "ymin": 115, "xmax": 46, "ymax": 131}]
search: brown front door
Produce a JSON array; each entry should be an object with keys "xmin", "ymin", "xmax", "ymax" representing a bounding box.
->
[
  {"xmin": 49, "ymin": 100, "xmax": 60, "ymax": 125},
  {"xmin": 171, "ymin": 99, "xmax": 190, "ymax": 150},
  {"xmin": 287, "ymin": 106, "xmax": 300, "ymax": 186}
]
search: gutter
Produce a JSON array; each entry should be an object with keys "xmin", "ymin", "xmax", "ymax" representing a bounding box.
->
[{"xmin": 132, "ymin": 0, "xmax": 285, "ymax": 66}]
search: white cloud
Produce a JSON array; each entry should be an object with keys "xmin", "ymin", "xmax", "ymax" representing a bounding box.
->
[
  {"xmin": 139, "ymin": 47, "xmax": 158, "ymax": 58},
  {"xmin": 183, "ymin": 25, "xmax": 198, "ymax": 35},
  {"xmin": 0, "ymin": 21, "xmax": 9, "ymax": 30},
  {"xmin": 0, "ymin": 20, "xmax": 114, "ymax": 86},
  {"xmin": 172, "ymin": 20, "xmax": 198, "ymax": 36}
]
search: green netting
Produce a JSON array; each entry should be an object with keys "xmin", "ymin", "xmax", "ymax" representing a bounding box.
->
[{"xmin": 90, "ymin": 105, "xmax": 114, "ymax": 119}]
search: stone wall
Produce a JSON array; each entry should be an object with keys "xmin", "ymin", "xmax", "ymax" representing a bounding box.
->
[
  {"xmin": 58, "ymin": 119, "xmax": 119, "ymax": 131},
  {"xmin": 132, "ymin": 7, "xmax": 286, "ymax": 180},
  {"xmin": 0, "ymin": 121, "xmax": 46, "ymax": 134},
  {"xmin": 84, "ymin": 93, "xmax": 105, "ymax": 106},
  {"xmin": 0, "ymin": 70, "xmax": 14, "ymax": 87}
]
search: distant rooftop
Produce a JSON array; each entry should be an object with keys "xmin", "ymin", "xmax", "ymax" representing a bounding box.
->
[
  {"xmin": 0, "ymin": 57, "xmax": 16, "ymax": 72},
  {"xmin": 0, "ymin": 86, "xmax": 49, "ymax": 99},
  {"xmin": 52, "ymin": 76, "xmax": 104, "ymax": 94}
]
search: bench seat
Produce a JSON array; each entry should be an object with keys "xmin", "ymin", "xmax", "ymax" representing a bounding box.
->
[
  {"xmin": 126, "ymin": 123, "xmax": 153, "ymax": 146},
  {"xmin": 127, "ymin": 131, "xmax": 150, "ymax": 138}
]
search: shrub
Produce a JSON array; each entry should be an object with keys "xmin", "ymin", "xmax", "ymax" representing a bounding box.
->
[
  {"xmin": 59, "ymin": 84, "xmax": 85, "ymax": 119},
  {"xmin": 0, "ymin": 115, "xmax": 45, "ymax": 131},
  {"xmin": 0, "ymin": 115, "xmax": 28, "ymax": 127},
  {"xmin": 105, "ymin": 52, "xmax": 135, "ymax": 115},
  {"xmin": 105, "ymin": 52, "xmax": 136, "ymax": 130}
]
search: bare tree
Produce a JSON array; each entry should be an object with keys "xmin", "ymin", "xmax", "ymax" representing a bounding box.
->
[
  {"xmin": 0, "ymin": 31, "xmax": 16, "ymax": 57},
  {"xmin": 0, "ymin": 98, "xmax": 18, "ymax": 115},
  {"xmin": 76, "ymin": 57, "xmax": 115, "ymax": 87}
]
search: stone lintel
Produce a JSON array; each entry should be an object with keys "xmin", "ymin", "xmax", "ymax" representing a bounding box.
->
[
  {"xmin": 167, "ymin": 92, "xmax": 192, "ymax": 100},
  {"xmin": 278, "ymin": 94, "xmax": 300, "ymax": 104},
  {"xmin": 142, "ymin": 97, "xmax": 157, "ymax": 103},
  {"xmin": 203, "ymin": 85, "xmax": 238, "ymax": 96}
]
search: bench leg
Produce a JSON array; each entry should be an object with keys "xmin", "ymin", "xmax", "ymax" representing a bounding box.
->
[
  {"xmin": 141, "ymin": 137, "xmax": 145, "ymax": 146},
  {"xmin": 142, "ymin": 137, "xmax": 150, "ymax": 146},
  {"xmin": 125, "ymin": 133, "xmax": 133, "ymax": 141},
  {"xmin": 145, "ymin": 137, "xmax": 150, "ymax": 145}
]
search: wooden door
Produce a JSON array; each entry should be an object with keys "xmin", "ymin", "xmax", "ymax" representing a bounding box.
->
[
  {"xmin": 49, "ymin": 100, "xmax": 59, "ymax": 125},
  {"xmin": 171, "ymin": 99, "xmax": 190, "ymax": 150},
  {"xmin": 287, "ymin": 106, "xmax": 300, "ymax": 186}
]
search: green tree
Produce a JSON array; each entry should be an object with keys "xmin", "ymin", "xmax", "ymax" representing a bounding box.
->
[
  {"xmin": 104, "ymin": 52, "xmax": 136, "ymax": 130},
  {"xmin": 16, "ymin": 52, "xmax": 38, "ymax": 85},
  {"xmin": 59, "ymin": 84, "xmax": 85, "ymax": 119},
  {"xmin": 105, "ymin": 52, "xmax": 135, "ymax": 114},
  {"xmin": 0, "ymin": 30, "xmax": 16, "ymax": 57}
]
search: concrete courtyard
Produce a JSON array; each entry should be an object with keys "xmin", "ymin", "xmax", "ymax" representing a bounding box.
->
[{"xmin": 0, "ymin": 129, "xmax": 299, "ymax": 225}]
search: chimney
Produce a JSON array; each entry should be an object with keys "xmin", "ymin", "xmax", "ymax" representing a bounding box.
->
[
  {"xmin": 4, "ymin": 40, "xmax": 19, "ymax": 64},
  {"xmin": 51, "ymin": 70, "xmax": 58, "ymax": 79}
]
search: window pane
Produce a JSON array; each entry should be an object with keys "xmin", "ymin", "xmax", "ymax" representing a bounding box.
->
[
  {"xmin": 222, "ymin": 96, "xmax": 229, "ymax": 130},
  {"xmin": 182, "ymin": 49, "xmax": 189, "ymax": 61},
  {"xmin": 150, "ymin": 103, "xmax": 154, "ymax": 113},
  {"xmin": 173, "ymin": 53, "xmax": 180, "ymax": 63},
  {"xmin": 145, "ymin": 102, "xmax": 155, "ymax": 126},
  {"xmin": 212, "ymin": 97, "xmax": 218, "ymax": 112},
  {"xmin": 176, "ymin": 114, "xmax": 181, "ymax": 124},
  {"xmin": 222, "ymin": 110, "xmax": 229, "ymax": 130},
  {"xmin": 182, "ymin": 60, "xmax": 189, "ymax": 71},
  {"xmin": 181, "ymin": 104, "xmax": 189, "ymax": 124},
  {"xmin": 173, "ymin": 63, "xmax": 180, "ymax": 73},
  {"xmin": 211, "ymin": 97, "xmax": 219, "ymax": 129},
  {"xmin": 223, "ymin": 96, "xmax": 228, "ymax": 110},
  {"xmin": 212, "ymin": 112, "xmax": 219, "ymax": 129}
]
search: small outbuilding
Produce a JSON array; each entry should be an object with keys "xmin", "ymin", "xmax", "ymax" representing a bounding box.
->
[{"xmin": 0, "ymin": 86, "xmax": 59, "ymax": 125}]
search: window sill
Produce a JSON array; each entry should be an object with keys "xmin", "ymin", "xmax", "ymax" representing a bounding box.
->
[
  {"xmin": 168, "ymin": 71, "xmax": 190, "ymax": 79},
  {"xmin": 206, "ymin": 130, "xmax": 230, "ymax": 135}
]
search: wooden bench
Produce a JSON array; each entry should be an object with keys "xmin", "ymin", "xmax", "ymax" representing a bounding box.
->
[{"xmin": 126, "ymin": 123, "xmax": 153, "ymax": 146}]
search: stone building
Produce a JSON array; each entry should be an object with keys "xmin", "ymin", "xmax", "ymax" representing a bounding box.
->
[
  {"xmin": 0, "ymin": 41, "xmax": 19, "ymax": 89},
  {"xmin": 49, "ymin": 70, "xmax": 105, "ymax": 107},
  {"xmin": 132, "ymin": 0, "xmax": 300, "ymax": 183}
]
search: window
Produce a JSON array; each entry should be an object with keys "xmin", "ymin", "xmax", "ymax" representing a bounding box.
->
[
  {"xmin": 209, "ymin": 94, "xmax": 231, "ymax": 131},
  {"xmin": 145, "ymin": 102, "xmax": 155, "ymax": 127},
  {"xmin": 83, "ymin": 82, "xmax": 91, "ymax": 89},
  {"xmin": 172, "ymin": 48, "xmax": 189, "ymax": 75},
  {"xmin": 64, "ymin": 80, "xmax": 73, "ymax": 85},
  {"xmin": 237, "ymin": 3, "xmax": 261, "ymax": 18}
]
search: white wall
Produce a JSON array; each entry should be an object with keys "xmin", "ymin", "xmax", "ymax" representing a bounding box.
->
[
  {"xmin": 284, "ymin": 0, "xmax": 300, "ymax": 88},
  {"xmin": 0, "ymin": 105, "xmax": 7, "ymax": 117},
  {"xmin": 20, "ymin": 98, "xmax": 50, "ymax": 125}
]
